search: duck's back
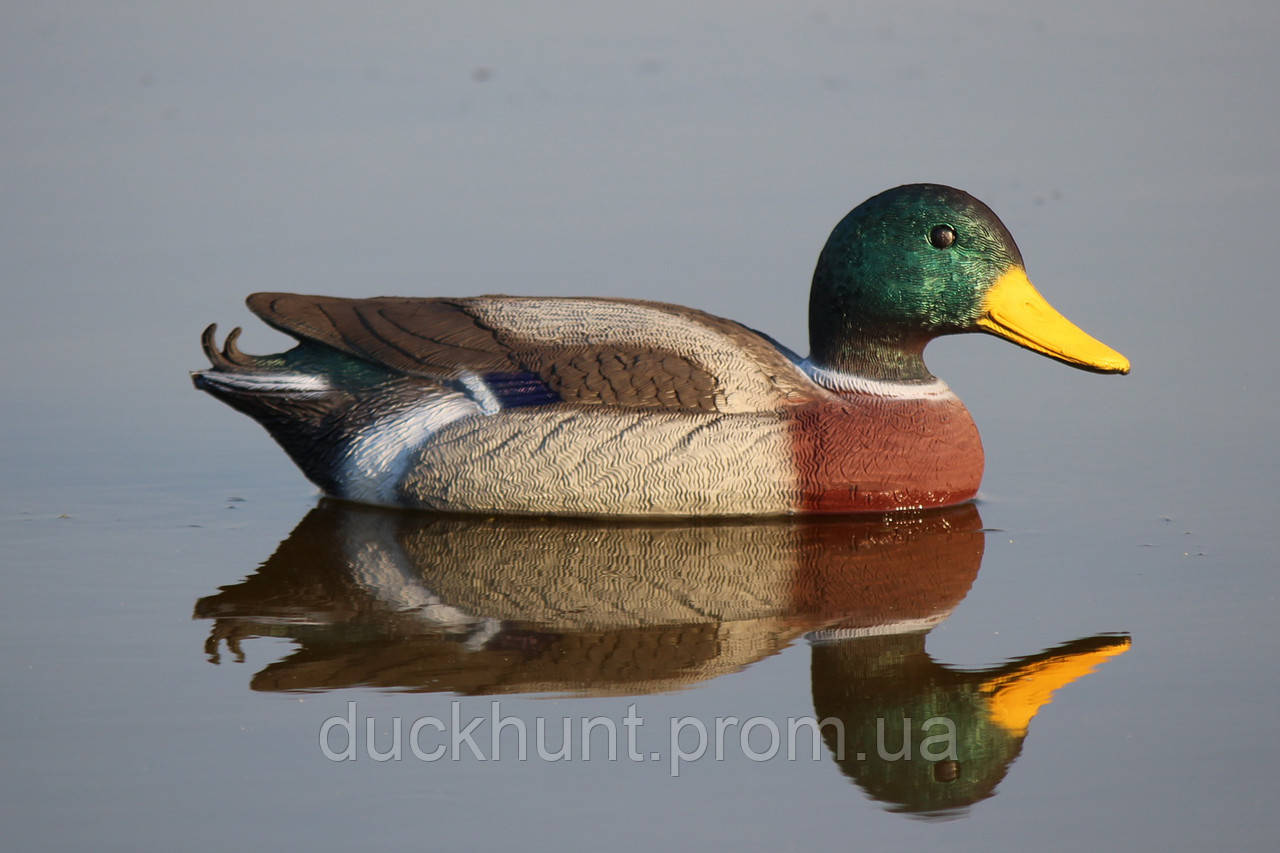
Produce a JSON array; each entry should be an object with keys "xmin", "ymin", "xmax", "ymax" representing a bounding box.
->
[{"xmin": 246, "ymin": 293, "xmax": 816, "ymax": 413}]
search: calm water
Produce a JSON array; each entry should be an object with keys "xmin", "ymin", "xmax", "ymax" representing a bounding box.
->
[{"xmin": 3, "ymin": 2, "xmax": 1278, "ymax": 850}]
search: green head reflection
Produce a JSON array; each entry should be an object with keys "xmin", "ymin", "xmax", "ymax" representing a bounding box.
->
[{"xmin": 811, "ymin": 632, "xmax": 1129, "ymax": 818}]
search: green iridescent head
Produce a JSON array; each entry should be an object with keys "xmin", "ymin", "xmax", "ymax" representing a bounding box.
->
[{"xmin": 809, "ymin": 184, "xmax": 1129, "ymax": 380}]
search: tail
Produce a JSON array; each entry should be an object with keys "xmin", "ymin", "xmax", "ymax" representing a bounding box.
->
[
  {"xmin": 192, "ymin": 323, "xmax": 331, "ymax": 394},
  {"xmin": 192, "ymin": 323, "xmax": 347, "ymax": 493}
]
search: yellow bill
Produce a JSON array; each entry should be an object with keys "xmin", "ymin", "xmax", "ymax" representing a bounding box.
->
[
  {"xmin": 981, "ymin": 638, "xmax": 1131, "ymax": 735},
  {"xmin": 977, "ymin": 267, "xmax": 1130, "ymax": 374}
]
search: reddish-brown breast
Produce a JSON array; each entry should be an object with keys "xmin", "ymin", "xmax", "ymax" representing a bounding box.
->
[{"xmin": 788, "ymin": 391, "xmax": 984, "ymax": 513}]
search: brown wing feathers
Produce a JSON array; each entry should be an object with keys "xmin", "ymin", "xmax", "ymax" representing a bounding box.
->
[
  {"xmin": 246, "ymin": 293, "xmax": 810, "ymax": 413},
  {"xmin": 526, "ymin": 348, "xmax": 720, "ymax": 411},
  {"xmin": 246, "ymin": 293, "xmax": 515, "ymax": 377}
]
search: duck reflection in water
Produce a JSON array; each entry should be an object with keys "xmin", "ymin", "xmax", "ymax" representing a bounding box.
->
[{"xmin": 195, "ymin": 501, "xmax": 1128, "ymax": 818}]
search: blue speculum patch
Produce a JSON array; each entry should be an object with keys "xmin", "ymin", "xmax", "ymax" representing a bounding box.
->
[{"xmin": 481, "ymin": 371, "xmax": 562, "ymax": 408}]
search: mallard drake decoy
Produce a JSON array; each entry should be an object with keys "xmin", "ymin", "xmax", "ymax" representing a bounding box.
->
[{"xmin": 193, "ymin": 184, "xmax": 1128, "ymax": 516}]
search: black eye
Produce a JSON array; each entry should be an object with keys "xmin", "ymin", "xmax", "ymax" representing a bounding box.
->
[
  {"xmin": 929, "ymin": 225, "xmax": 956, "ymax": 249},
  {"xmin": 934, "ymin": 760, "xmax": 960, "ymax": 783}
]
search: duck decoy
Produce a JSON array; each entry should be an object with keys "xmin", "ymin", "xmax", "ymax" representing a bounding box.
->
[{"xmin": 193, "ymin": 184, "xmax": 1128, "ymax": 515}]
